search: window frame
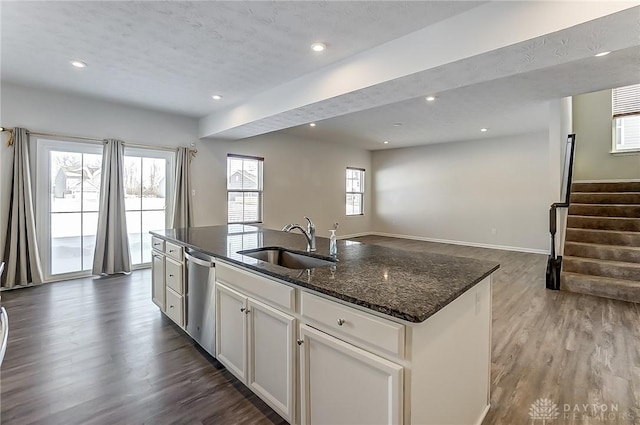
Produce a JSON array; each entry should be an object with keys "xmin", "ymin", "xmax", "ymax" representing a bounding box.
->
[
  {"xmin": 346, "ymin": 167, "xmax": 365, "ymax": 216},
  {"xmin": 612, "ymin": 84, "xmax": 640, "ymax": 154},
  {"xmin": 227, "ymin": 154, "xmax": 264, "ymax": 224}
]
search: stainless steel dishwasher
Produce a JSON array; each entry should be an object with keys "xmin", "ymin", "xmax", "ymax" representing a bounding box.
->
[{"xmin": 184, "ymin": 249, "xmax": 216, "ymax": 357}]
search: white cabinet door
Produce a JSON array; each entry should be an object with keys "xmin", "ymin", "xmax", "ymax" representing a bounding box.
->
[
  {"xmin": 247, "ymin": 298, "xmax": 295, "ymax": 423},
  {"xmin": 151, "ymin": 252, "xmax": 165, "ymax": 310},
  {"xmin": 216, "ymin": 282, "xmax": 248, "ymax": 382},
  {"xmin": 300, "ymin": 324, "xmax": 403, "ymax": 425}
]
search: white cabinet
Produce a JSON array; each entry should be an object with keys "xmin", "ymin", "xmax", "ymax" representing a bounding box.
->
[
  {"xmin": 248, "ymin": 298, "xmax": 295, "ymax": 422},
  {"xmin": 216, "ymin": 280, "xmax": 295, "ymax": 423},
  {"xmin": 216, "ymin": 282, "xmax": 248, "ymax": 381},
  {"xmin": 150, "ymin": 236, "xmax": 185, "ymax": 329},
  {"xmin": 299, "ymin": 324, "xmax": 403, "ymax": 425},
  {"xmin": 151, "ymin": 250, "xmax": 165, "ymax": 310}
]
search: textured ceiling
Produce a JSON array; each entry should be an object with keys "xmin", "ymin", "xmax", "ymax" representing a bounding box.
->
[
  {"xmin": 1, "ymin": 1, "xmax": 638, "ymax": 150},
  {"xmin": 211, "ymin": 6, "xmax": 640, "ymax": 141},
  {"xmin": 0, "ymin": 1, "xmax": 482, "ymax": 117},
  {"xmin": 282, "ymin": 45, "xmax": 640, "ymax": 150}
]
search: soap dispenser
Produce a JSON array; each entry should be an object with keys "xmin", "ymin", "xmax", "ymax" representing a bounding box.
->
[
  {"xmin": 329, "ymin": 230, "xmax": 337, "ymax": 256},
  {"xmin": 329, "ymin": 222, "xmax": 339, "ymax": 256}
]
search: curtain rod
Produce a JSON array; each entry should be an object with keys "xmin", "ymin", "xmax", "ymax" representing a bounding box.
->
[{"xmin": 0, "ymin": 126, "xmax": 196, "ymax": 153}]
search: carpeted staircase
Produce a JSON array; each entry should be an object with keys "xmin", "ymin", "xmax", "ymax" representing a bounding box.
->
[{"xmin": 561, "ymin": 181, "xmax": 640, "ymax": 303}]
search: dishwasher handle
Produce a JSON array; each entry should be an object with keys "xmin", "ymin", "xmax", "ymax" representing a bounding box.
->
[{"xmin": 185, "ymin": 252, "xmax": 215, "ymax": 268}]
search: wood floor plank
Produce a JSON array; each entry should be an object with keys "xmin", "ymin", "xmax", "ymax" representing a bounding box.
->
[{"xmin": 1, "ymin": 236, "xmax": 639, "ymax": 424}]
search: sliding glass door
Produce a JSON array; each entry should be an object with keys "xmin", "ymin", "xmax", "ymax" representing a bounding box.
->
[
  {"xmin": 37, "ymin": 139, "xmax": 103, "ymax": 280},
  {"xmin": 123, "ymin": 148, "xmax": 175, "ymax": 266},
  {"xmin": 37, "ymin": 140, "xmax": 175, "ymax": 281}
]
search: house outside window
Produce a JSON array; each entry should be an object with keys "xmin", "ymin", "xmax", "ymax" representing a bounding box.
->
[
  {"xmin": 612, "ymin": 83, "xmax": 640, "ymax": 153},
  {"xmin": 346, "ymin": 167, "xmax": 365, "ymax": 216},
  {"xmin": 227, "ymin": 154, "xmax": 264, "ymax": 224}
]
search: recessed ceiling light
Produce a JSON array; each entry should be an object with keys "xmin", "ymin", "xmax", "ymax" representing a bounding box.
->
[
  {"xmin": 383, "ymin": 140, "xmax": 389, "ymax": 144},
  {"xmin": 311, "ymin": 42, "xmax": 326, "ymax": 52},
  {"xmin": 594, "ymin": 51, "xmax": 610, "ymax": 57},
  {"xmin": 309, "ymin": 123, "xmax": 316, "ymax": 127},
  {"xmin": 211, "ymin": 94, "xmax": 222, "ymax": 100},
  {"xmin": 393, "ymin": 123, "xmax": 403, "ymax": 127},
  {"xmin": 70, "ymin": 60, "xmax": 87, "ymax": 68},
  {"xmin": 425, "ymin": 96, "xmax": 436, "ymax": 102},
  {"xmin": 480, "ymin": 128, "xmax": 488, "ymax": 132}
]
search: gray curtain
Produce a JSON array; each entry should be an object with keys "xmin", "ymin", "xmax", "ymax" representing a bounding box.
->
[
  {"xmin": 169, "ymin": 147, "xmax": 193, "ymax": 229},
  {"xmin": 1, "ymin": 128, "xmax": 43, "ymax": 288},
  {"xmin": 92, "ymin": 139, "xmax": 131, "ymax": 275}
]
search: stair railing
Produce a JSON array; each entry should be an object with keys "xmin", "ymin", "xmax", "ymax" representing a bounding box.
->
[{"xmin": 546, "ymin": 134, "xmax": 576, "ymax": 290}]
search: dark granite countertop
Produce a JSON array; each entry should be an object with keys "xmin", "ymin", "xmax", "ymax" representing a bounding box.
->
[{"xmin": 150, "ymin": 225, "xmax": 499, "ymax": 323}]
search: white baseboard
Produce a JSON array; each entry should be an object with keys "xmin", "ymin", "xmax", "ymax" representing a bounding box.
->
[
  {"xmin": 336, "ymin": 232, "xmax": 372, "ymax": 240},
  {"xmin": 574, "ymin": 179, "xmax": 640, "ymax": 183},
  {"xmin": 365, "ymin": 232, "xmax": 549, "ymax": 255},
  {"xmin": 474, "ymin": 405, "xmax": 491, "ymax": 425}
]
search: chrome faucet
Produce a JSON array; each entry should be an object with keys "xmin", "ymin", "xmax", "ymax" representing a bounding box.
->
[{"xmin": 282, "ymin": 216, "xmax": 316, "ymax": 252}]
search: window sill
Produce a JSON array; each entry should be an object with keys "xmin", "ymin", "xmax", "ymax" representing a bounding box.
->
[
  {"xmin": 610, "ymin": 149, "xmax": 640, "ymax": 156},
  {"xmin": 346, "ymin": 214, "xmax": 365, "ymax": 217}
]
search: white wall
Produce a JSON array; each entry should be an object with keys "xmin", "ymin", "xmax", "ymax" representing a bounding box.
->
[
  {"xmin": 371, "ymin": 132, "xmax": 552, "ymax": 253},
  {"xmin": 572, "ymin": 89, "xmax": 640, "ymax": 181},
  {"xmin": 194, "ymin": 133, "xmax": 372, "ymax": 238}
]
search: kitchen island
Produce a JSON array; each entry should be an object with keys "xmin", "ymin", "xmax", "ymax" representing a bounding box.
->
[{"xmin": 150, "ymin": 224, "xmax": 499, "ymax": 425}]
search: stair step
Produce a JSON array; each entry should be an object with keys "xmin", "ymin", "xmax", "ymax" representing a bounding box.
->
[
  {"xmin": 565, "ymin": 228, "xmax": 640, "ymax": 246},
  {"xmin": 567, "ymin": 215, "xmax": 640, "ymax": 232},
  {"xmin": 563, "ymin": 256, "xmax": 640, "ymax": 281},
  {"xmin": 570, "ymin": 192, "xmax": 640, "ymax": 204},
  {"xmin": 564, "ymin": 242, "xmax": 640, "ymax": 263},
  {"xmin": 572, "ymin": 182, "xmax": 640, "ymax": 193},
  {"xmin": 568, "ymin": 204, "xmax": 640, "ymax": 218},
  {"xmin": 561, "ymin": 272, "xmax": 640, "ymax": 303}
]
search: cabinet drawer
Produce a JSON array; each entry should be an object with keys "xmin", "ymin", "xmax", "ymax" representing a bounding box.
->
[
  {"xmin": 216, "ymin": 262, "xmax": 295, "ymax": 312},
  {"xmin": 165, "ymin": 257, "xmax": 183, "ymax": 294},
  {"xmin": 300, "ymin": 291, "xmax": 405, "ymax": 358},
  {"xmin": 165, "ymin": 241, "xmax": 183, "ymax": 262},
  {"xmin": 165, "ymin": 287, "xmax": 184, "ymax": 327},
  {"xmin": 151, "ymin": 236, "xmax": 165, "ymax": 252}
]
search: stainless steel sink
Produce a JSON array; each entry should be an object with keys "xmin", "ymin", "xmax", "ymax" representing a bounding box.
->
[{"xmin": 238, "ymin": 247, "xmax": 335, "ymax": 269}]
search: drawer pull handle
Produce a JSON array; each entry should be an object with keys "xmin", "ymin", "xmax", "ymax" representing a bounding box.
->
[
  {"xmin": 337, "ymin": 318, "xmax": 346, "ymax": 326},
  {"xmin": 153, "ymin": 242, "xmax": 161, "ymax": 246},
  {"xmin": 169, "ymin": 274, "xmax": 174, "ymax": 277},
  {"xmin": 169, "ymin": 305, "xmax": 174, "ymax": 309},
  {"xmin": 169, "ymin": 249, "xmax": 175, "ymax": 253},
  {"xmin": 297, "ymin": 339, "xmax": 304, "ymax": 346}
]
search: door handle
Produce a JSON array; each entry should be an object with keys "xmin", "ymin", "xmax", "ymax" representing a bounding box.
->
[{"xmin": 184, "ymin": 252, "xmax": 215, "ymax": 268}]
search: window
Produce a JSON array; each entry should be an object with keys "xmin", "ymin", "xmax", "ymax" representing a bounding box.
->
[
  {"xmin": 123, "ymin": 148, "xmax": 175, "ymax": 266},
  {"xmin": 227, "ymin": 154, "xmax": 263, "ymax": 224},
  {"xmin": 37, "ymin": 139, "xmax": 103, "ymax": 279},
  {"xmin": 346, "ymin": 167, "xmax": 365, "ymax": 216},
  {"xmin": 613, "ymin": 83, "xmax": 640, "ymax": 153}
]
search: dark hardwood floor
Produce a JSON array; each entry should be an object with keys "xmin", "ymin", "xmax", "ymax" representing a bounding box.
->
[
  {"xmin": 0, "ymin": 270, "xmax": 286, "ymax": 425},
  {"xmin": 1, "ymin": 236, "xmax": 639, "ymax": 424}
]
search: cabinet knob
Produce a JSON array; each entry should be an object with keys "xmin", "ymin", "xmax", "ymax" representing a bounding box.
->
[
  {"xmin": 240, "ymin": 307, "xmax": 250, "ymax": 314},
  {"xmin": 169, "ymin": 274, "xmax": 174, "ymax": 277},
  {"xmin": 169, "ymin": 305, "xmax": 174, "ymax": 309},
  {"xmin": 169, "ymin": 249, "xmax": 175, "ymax": 253},
  {"xmin": 297, "ymin": 339, "xmax": 304, "ymax": 346},
  {"xmin": 153, "ymin": 243, "xmax": 161, "ymax": 246},
  {"xmin": 337, "ymin": 318, "xmax": 346, "ymax": 326}
]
